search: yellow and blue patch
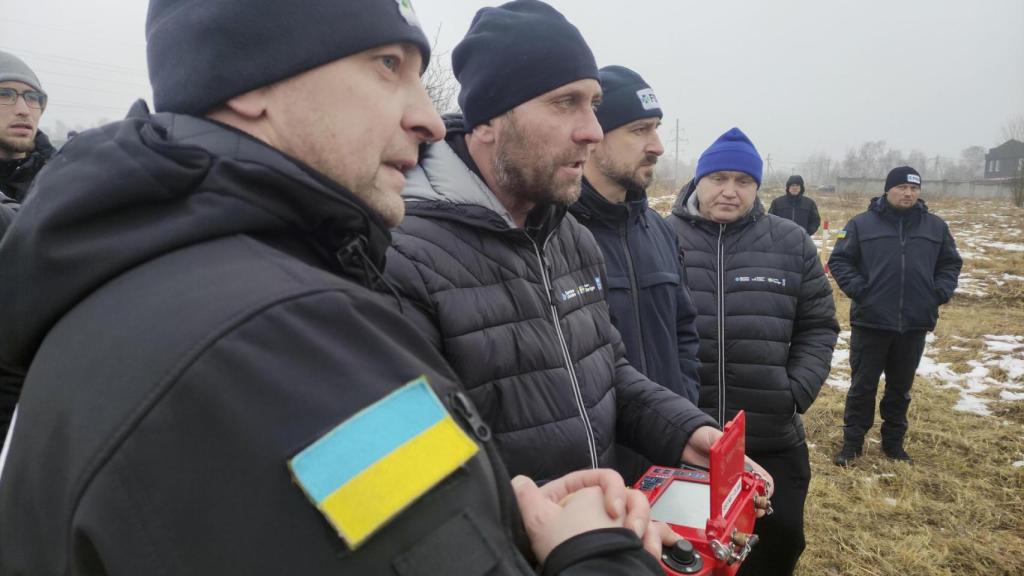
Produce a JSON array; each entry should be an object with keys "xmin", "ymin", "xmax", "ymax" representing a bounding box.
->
[
  {"xmin": 289, "ymin": 376, "xmax": 478, "ymax": 548},
  {"xmin": 836, "ymin": 229, "xmax": 847, "ymax": 239}
]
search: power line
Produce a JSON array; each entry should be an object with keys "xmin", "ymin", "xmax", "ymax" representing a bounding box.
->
[
  {"xmin": 0, "ymin": 45, "xmax": 147, "ymax": 76},
  {"xmin": 33, "ymin": 68, "xmax": 150, "ymax": 90}
]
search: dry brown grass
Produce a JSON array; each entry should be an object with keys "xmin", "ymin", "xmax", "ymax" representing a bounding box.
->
[
  {"xmin": 652, "ymin": 192, "xmax": 1024, "ymax": 575},
  {"xmin": 803, "ymin": 196, "xmax": 1024, "ymax": 576}
]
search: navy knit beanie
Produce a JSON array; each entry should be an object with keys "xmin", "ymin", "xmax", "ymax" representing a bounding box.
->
[
  {"xmin": 595, "ymin": 65, "xmax": 662, "ymax": 133},
  {"xmin": 453, "ymin": 0, "xmax": 598, "ymax": 128},
  {"xmin": 695, "ymin": 127, "xmax": 763, "ymax": 187},
  {"xmin": 147, "ymin": 0, "xmax": 431, "ymax": 115},
  {"xmin": 884, "ymin": 166, "xmax": 921, "ymax": 191}
]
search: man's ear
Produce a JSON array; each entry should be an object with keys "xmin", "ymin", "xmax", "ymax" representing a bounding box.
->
[
  {"xmin": 222, "ymin": 86, "xmax": 270, "ymax": 120},
  {"xmin": 471, "ymin": 118, "xmax": 498, "ymax": 145}
]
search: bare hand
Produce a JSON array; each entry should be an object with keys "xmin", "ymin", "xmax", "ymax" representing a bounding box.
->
[
  {"xmin": 642, "ymin": 521, "xmax": 681, "ymax": 560},
  {"xmin": 512, "ymin": 477, "xmax": 624, "ymax": 563},
  {"xmin": 680, "ymin": 426, "xmax": 776, "ymax": 505},
  {"xmin": 534, "ymin": 468, "xmax": 653, "ymax": 540}
]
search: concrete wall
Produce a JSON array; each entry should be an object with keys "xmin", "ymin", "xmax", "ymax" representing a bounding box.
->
[{"xmin": 836, "ymin": 177, "xmax": 1017, "ymax": 199}]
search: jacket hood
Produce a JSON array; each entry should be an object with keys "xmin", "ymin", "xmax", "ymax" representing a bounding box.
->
[
  {"xmin": 0, "ymin": 100, "xmax": 390, "ymax": 373},
  {"xmin": 670, "ymin": 177, "xmax": 765, "ymax": 226},
  {"xmin": 785, "ymin": 175, "xmax": 805, "ymax": 196}
]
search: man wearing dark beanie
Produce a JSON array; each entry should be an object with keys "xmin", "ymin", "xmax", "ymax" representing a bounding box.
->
[
  {"xmin": 569, "ymin": 64, "xmax": 701, "ymax": 406},
  {"xmin": 829, "ymin": 166, "xmax": 962, "ymax": 468},
  {"xmin": 666, "ymin": 128, "xmax": 839, "ymax": 576},
  {"xmin": 768, "ymin": 174, "xmax": 821, "ymax": 236},
  {"xmin": 0, "ymin": 1, "xmax": 669, "ymax": 574},
  {"xmin": 386, "ymin": 0, "xmax": 774, "ymax": 522}
]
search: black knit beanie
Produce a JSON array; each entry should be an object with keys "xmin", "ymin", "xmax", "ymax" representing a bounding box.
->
[
  {"xmin": 595, "ymin": 65, "xmax": 662, "ymax": 133},
  {"xmin": 453, "ymin": 0, "xmax": 598, "ymax": 128},
  {"xmin": 884, "ymin": 166, "xmax": 922, "ymax": 191},
  {"xmin": 147, "ymin": 0, "xmax": 431, "ymax": 115}
]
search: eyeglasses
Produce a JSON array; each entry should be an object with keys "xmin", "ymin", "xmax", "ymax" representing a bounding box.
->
[{"xmin": 0, "ymin": 88, "xmax": 47, "ymax": 110}]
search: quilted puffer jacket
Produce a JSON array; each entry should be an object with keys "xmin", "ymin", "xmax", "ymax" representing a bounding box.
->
[{"xmin": 384, "ymin": 120, "xmax": 716, "ymax": 482}]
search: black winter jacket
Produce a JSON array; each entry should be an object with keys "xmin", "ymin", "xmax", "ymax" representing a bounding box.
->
[
  {"xmin": 666, "ymin": 182, "xmax": 839, "ymax": 454},
  {"xmin": 569, "ymin": 180, "xmax": 700, "ymax": 403},
  {"xmin": 827, "ymin": 197, "xmax": 962, "ymax": 332},
  {"xmin": 0, "ymin": 191, "xmax": 16, "ymax": 238},
  {"xmin": 0, "ymin": 103, "xmax": 660, "ymax": 576},
  {"xmin": 0, "ymin": 130, "xmax": 55, "ymax": 201},
  {"xmin": 385, "ymin": 121, "xmax": 716, "ymax": 483},
  {"xmin": 768, "ymin": 189, "xmax": 820, "ymax": 236}
]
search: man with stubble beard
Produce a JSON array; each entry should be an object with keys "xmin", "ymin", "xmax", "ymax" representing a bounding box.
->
[
  {"xmin": 0, "ymin": 51, "xmax": 55, "ymax": 205},
  {"xmin": 385, "ymin": 1, "xmax": 773, "ymax": 496}
]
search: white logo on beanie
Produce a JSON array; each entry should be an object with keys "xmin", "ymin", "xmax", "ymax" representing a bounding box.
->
[
  {"xmin": 907, "ymin": 174, "xmax": 921, "ymax": 184},
  {"xmin": 396, "ymin": 0, "xmax": 422, "ymax": 28},
  {"xmin": 636, "ymin": 88, "xmax": 660, "ymax": 111}
]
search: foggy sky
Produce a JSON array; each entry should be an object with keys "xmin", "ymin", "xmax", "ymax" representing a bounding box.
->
[{"xmin": 2, "ymin": 0, "xmax": 1021, "ymax": 171}]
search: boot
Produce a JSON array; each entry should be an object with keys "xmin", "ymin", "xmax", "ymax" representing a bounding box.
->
[
  {"xmin": 833, "ymin": 444, "xmax": 862, "ymax": 467},
  {"xmin": 883, "ymin": 445, "xmax": 913, "ymax": 464}
]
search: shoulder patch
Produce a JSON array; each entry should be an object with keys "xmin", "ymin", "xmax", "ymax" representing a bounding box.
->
[
  {"xmin": 836, "ymin": 230, "xmax": 847, "ymax": 239},
  {"xmin": 289, "ymin": 376, "xmax": 478, "ymax": 548}
]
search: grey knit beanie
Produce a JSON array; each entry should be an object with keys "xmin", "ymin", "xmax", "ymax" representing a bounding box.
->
[{"xmin": 0, "ymin": 51, "xmax": 45, "ymax": 94}]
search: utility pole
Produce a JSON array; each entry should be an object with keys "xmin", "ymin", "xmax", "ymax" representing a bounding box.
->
[{"xmin": 666, "ymin": 119, "xmax": 687, "ymax": 190}]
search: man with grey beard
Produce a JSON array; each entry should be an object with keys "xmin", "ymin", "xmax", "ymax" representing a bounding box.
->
[{"xmin": 384, "ymin": 0, "xmax": 774, "ymax": 495}]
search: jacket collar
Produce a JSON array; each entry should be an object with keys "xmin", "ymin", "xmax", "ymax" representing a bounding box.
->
[{"xmin": 570, "ymin": 178, "xmax": 648, "ymax": 226}]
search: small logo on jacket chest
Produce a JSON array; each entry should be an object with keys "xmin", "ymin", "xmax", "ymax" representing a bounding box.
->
[
  {"xmin": 560, "ymin": 276, "xmax": 602, "ymax": 301},
  {"xmin": 734, "ymin": 275, "xmax": 786, "ymax": 287}
]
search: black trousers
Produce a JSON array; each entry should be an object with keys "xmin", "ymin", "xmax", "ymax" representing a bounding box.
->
[
  {"xmin": 736, "ymin": 443, "xmax": 811, "ymax": 576},
  {"xmin": 843, "ymin": 326, "xmax": 927, "ymax": 448}
]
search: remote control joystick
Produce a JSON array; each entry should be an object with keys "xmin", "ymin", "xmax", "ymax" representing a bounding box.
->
[{"xmin": 662, "ymin": 538, "xmax": 703, "ymax": 574}]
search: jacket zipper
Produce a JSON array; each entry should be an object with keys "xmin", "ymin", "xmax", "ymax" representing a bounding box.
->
[
  {"xmin": 530, "ymin": 235, "xmax": 599, "ymax": 469},
  {"xmin": 716, "ymin": 224, "xmax": 727, "ymax": 425},
  {"xmin": 898, "ymin": 217, "xmax": 906, "ymax": 332},
  {"xmin": 619, "ymin": 225, "xmax": 648, "ymax": 374}
]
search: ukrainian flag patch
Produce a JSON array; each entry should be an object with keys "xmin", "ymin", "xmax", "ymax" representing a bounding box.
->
[
  {"xmin": 289, "ymin": 376, "xmax": 478, "ymax": 548},
  {"xmin": 836, "ymin": 229, "xmax": 847, "ymax": 239}
]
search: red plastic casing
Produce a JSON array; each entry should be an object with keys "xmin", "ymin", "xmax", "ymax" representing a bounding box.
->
[{"xmin": 633, "ymin": 411, "xmax": 766, "ymax": 576}]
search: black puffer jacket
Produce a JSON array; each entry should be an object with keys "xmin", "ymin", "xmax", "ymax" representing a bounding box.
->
[
  {"xmin": 385, "ymin": 121, "xmax": 716, "ymax": 483},
  {"xmin": 768, "ymin": 188, "xmax": 820, "ymax": 236},
  {"xmin": 827, "ymin": 197, "xmax": 961, "ymax": 332},
  {"xmin": 569, "ymin": 180, "xmax": 700, "ymax": 403},
  {"xmin": 0, "ymin": 104, "xmax": 660, "ymax": 575},
  {"xmin": 0, "ymin": 130, "xmax": 55, "ymax": 201},
  {"xmin": 666, "ymin": 181, "xmax": 838, "ymax": 454}
]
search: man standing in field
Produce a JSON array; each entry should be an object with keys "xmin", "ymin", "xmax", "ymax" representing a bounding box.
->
[
  {"xmin": 666, "ymin": 127, "xmax": 838, "ymax": 575},
  {"xmin": 829, "ymin": 166, "xmax": 962, "ymax": 466},
  {"xmin": 768, "ymin": 175, "xmax": 820, "ymax": 236}
]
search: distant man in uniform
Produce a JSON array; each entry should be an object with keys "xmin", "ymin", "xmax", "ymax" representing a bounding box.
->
[
  {"xmin": 0, "ymin": 1, "xmax": 673, "ymax": 573},
  {"xmin": 829, "ymin": 166, "xmax": 962, "ymax": 466},
  {"xmin": 0, "ymin": 50, "xmax": 54, "ymax": 203},
  {"xmin": 768, "ymin": 175, "xmax": 820, "ymax": 236}
]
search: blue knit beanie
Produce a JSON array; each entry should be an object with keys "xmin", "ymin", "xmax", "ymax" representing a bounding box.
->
[
  {"xmin": 695, "ymin": 127, "xmax": 763, "ymax": 187},
  {"xmin": 147, "ymin": 0, "xmax": 431, "ymax": 115},
  {"xmin": 454, "ymin": 0, "xmax": 598, "ymax": 128},
  {"xmin": 595, "ymin": 65, "xmax": 662, "ymax": 133}
]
